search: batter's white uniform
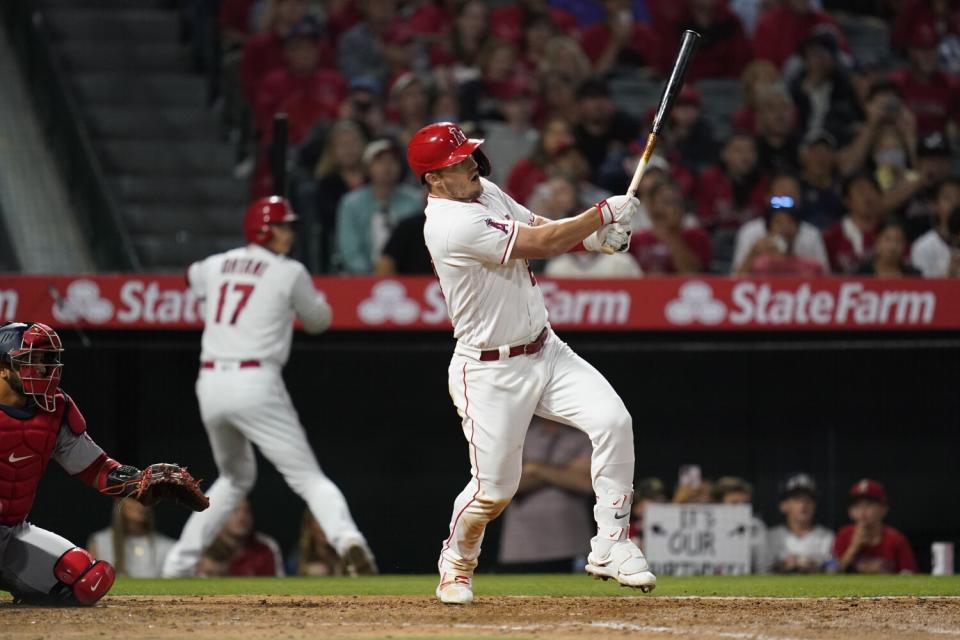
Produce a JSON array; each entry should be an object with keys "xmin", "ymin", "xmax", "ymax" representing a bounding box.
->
[
  {"xmin": 425, "ymin": 178, "xmax": 637, "ymax": 580},
  {"xmin": 162, "ymin": 243, "xmax": 369, "ymax": 576}
]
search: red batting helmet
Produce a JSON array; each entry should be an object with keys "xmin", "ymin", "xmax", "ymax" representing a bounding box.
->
[
  {"xmin": 244, "ymin": 196, "xmax": 298, "ymax": 244},
  {"xmin": 0, "ymin": 322, "xmax": 63, "ymax": 412},
  {"xmin": 406, "ymin": 122, "xmax": 490, "ymax": 181}
]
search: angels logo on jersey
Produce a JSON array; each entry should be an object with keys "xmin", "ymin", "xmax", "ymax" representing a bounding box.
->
[{"xmin": 484, "ymin": 218, "xmax": 510, "ymax": 235}]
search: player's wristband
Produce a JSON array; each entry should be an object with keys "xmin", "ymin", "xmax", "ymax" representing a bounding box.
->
[{"xmin": 596, "ymin": 199, "xmax": 613, "ymax": 225}]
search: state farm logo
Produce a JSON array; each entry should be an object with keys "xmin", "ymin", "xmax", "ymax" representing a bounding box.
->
[
  {"xmin": 52, "ymin": 280, "xmax": 114, "ymax": 324},
  {"xmin": 358, "ymin": 280, "xmax": 420, "ymax": 325},
  {"xmin": 665, "ymin": 281, "xmax": 726, "ymax": 326}
]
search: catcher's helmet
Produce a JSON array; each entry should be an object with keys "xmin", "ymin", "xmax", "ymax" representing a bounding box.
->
[
  {"xmin": 406, "ymin": 122, "xmax": 491, "ymax": 182},
  {"xmin": 244, "ymin": 196, "xmax": 299, "ymax": 245},
  {"xmin": 0, "ymin": 322, "xmax": 63, "ymax": 412}
]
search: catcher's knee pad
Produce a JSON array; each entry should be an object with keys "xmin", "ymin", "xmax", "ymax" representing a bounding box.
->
[{"xmin": 54, "ymin": 548, "xmax": 116, "ymax": 605}]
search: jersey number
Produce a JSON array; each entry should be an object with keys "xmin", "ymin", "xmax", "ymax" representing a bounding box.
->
[{"xmin": 214, "ymin": 282, "xmax": 256, "ymax": 324}]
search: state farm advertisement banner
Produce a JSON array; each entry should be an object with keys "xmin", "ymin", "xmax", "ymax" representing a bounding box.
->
[{"xmin": 2, "ymin": 275, "xmax": 960, "ymax": 331}]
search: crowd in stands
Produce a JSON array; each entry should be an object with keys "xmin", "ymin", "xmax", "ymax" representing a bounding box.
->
[{"xmin": 189, "ymin": 0, "xmax": 960, "ymax": 278}]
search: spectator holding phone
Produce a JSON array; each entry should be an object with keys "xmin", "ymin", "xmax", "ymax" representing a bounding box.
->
[
  {"xmin": 834, "ymin": 479, "xmax": 917, "ymax": 574},
  {"xmin": 768, "ymin": 473, "xmax": 835, "ymax": 574}
]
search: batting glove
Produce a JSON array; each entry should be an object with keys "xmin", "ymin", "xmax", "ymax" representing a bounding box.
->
[
  {"xmin": 596, "ymin": 195, "xmax": 639, "ymax": 226},
  {"xmin": 583, "ymin": 223, "xmax": 631, "ymax": 253}
]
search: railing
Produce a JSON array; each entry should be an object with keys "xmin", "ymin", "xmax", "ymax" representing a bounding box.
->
[{"xmin": 2, "ymin": 0, "xmax": 141, "ymax": 271}]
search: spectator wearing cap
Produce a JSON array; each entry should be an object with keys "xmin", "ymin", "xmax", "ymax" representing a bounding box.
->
[
  {"xmin": 732, "ymin": 173, "xmax": 830, "ymax": 275},
  {"xmin": 911, "ymin": 178, "xmax": 960, "ymax": 277},
  {"xmin": 661, "ymin": 87, "xmax": 719, "ymax": 177},
  {"xmin": 834, "ymin": 479, "xmax": 918, "ymax": 574},
  {"xmin": 336, "ymin": 139, "xmax": 423, "ymax": 273},
  {"xmin": 822, "ymin": 172, "xmax": 883, "ymax": 274},
  {"xmin": 890, "ymin": 25, "xmax": 960, "ymax": 137},
  {"xmin": 768, "ymin": 473, "xmax": 835, "ymax": 574},
  {"xmin": 630, "ymin": 478, "xmax": 668, "ymax": 553},
  {"xmin": 254, "ymin": 17, "xmax": 346, "ymax": 139},
  {"xmin": 578, "ymin": 0, "xmax": 658, "ymax": 76},
  {"xmin": 658, "ymin": 0, "xmax": 752, "ymax": 81},
  {"xmin": 695, "ymin": 132, "xmax": 769, "ymax": 232},
  {"xmin": 630, "ymin": 180, "xmax": 712, "ymax": 274},
  {"xmin": 712, "ymin": 476, "xmax": 773, "ymax": 574},
  {"xmin": 753, "ymin": 0, "xmax": 848, "ymax": 69},
  {"xmin": 573, "ymin": 78, "xmax": 641, "ymax": 183},
  {"xmin": 497, "ymin": 417, "xmax": 593, "ymax": 573},
  {"xmin": 507, "ymin": 116, "xmax": 576, "ymax": 204},
  {"xmin": 490, "ymin": 0, "xmax": 578, "ymax": 48},
  {"xmin": 754, "ymin": 84, "xmax": 802, "ymax": 175},
  {"xmin": 798, "ymin": 131, "xmax": 844, "ymax": 230},
  {"xmin": 788, "ymin": 31, "xmax": 862, "ymax": 146},
  {"xmin": 857, "ymin": 221, "xmax": 922, "ymax": 276},
  {"xmin": 337, "ymin": 0, "xmax": 398, "ymax": 85},
  {"xmin": 240, "ymin": 0, "xmax": 319, "ymax": 104}
]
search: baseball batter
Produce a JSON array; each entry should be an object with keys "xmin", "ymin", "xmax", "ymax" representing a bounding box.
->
[
  {"xmin": 0, "ymin": 322, "xmax": 206, "ymax": 605},
  {"xmin": 162, "ymin": 196, "xmax": 377, "ymax": 577},
  {"xmin": 407, "ymin": 123, "xmax": 655, "ymax": 604}
]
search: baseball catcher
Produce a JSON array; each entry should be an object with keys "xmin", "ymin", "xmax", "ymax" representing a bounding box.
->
[{"xmin": 0, "ymin": 322, "xmax": 208, "ymax": 606}]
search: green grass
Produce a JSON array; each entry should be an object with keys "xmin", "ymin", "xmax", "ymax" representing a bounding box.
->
[{"xmin": 107, "ymin": 574, "xmax": 960, "ymax": 598}]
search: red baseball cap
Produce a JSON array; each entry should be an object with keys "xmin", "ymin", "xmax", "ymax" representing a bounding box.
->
[{"xmin": 849, "ymin": 478, "xmax": 887, "ymax": 503}]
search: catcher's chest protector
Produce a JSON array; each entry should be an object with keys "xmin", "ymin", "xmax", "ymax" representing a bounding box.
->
[{"xmin": 0, "ymin": 401, "xmax": 66, "ymax": 525}]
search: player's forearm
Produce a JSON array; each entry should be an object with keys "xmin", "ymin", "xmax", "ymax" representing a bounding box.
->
[{"xmin": 511, "ymin": 207, "xmax": 604, "ymax": 259}]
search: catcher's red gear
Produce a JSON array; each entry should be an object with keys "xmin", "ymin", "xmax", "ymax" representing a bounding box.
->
[
  {"xmin": 406, "ymin": 122, "xmax": 491, "ymax": 181},
  {"xmin": 102, "ymin": 463, "xmax": 210, "ymax": 512},
  {"xmin": 244, "ymin": 196, "xmax": 298, "ymax": 245},
  {"xmin": 0, "ymin": 322, "xmax": 63, "ymax": 412},
  {"xmin": 54, "ymin": 547, "xmax": 115, "ymax": 606}
]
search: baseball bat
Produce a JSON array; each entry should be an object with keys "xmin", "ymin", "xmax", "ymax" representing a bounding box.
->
[
  {"xmin": 271, "ymin": 112, "xmax": 289, "ymax": 197},
  {"xmin": 626, "ymin": 30, "xmax": 701, "ymax": 198}
]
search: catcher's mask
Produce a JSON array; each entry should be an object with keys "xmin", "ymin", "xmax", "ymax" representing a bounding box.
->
[{"xmin": 0, "ymin": 322, "xmax": 63, "ymax": 412}]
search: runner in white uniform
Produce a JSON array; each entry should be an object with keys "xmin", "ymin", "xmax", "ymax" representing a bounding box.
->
[
  {"xmin": 406, "ymin": 123, "xmax": 655, "ymax": 604},
  {"xmin": 162, "ymin": 196, "xmax": 377, "ymax": 577}
]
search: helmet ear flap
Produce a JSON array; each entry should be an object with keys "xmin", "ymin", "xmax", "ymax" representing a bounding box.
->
[{"xmin": 473, "ymin": 149, "xmax": 491, "ymax": 177}]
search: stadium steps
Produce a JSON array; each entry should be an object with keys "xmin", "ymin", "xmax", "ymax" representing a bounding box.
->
[{"xmin": 42, "ymin": 1, "xmax": 246, "ymax": 271}]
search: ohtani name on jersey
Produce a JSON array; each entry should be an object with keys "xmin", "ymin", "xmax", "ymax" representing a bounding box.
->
[{"xmin": 221, "ymin": 258, "xmax": 267, "ymax": 276}]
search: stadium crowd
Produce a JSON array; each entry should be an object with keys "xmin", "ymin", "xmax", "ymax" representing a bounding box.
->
[{"xmin": 183, "ymin": 0, "xmax": 960, "ymax": 277}]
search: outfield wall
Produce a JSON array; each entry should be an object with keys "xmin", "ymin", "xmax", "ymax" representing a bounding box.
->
[{"xmin": 26, "ymin": 328, "xmax": 959, "ymax": 574}]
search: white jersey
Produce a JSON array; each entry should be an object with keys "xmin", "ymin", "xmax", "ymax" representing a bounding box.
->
[
  {"xmin": 910, "ymin": 229, "xmax": 953, "ymax": 277},
  {"xmin": 424, "ymin": 178, "xmax": 548, "ymax": 349},
  {"xmin": 767, "ymin": 524, "xmax": 835, "ymax": 568},
  {"xmin": 187, "ymin": 244, "xmax": 331, "ymax": 367}
]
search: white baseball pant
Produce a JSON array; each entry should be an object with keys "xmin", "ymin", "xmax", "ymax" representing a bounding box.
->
[
  {"xmin": 0, "ymin": 521, "xmax": 75, "ymax": 600},
  {"xmin": 439, "ymin": 329, "xmax": 636, "ymax": 575},
  {"xmin": 163, "ymin": 365, "xmax": 366, "ymax": 576}
]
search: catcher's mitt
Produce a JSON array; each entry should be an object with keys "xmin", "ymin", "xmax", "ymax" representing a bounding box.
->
[{"xmin": 114, "ymin": 463, "xmax": 210, "ymax": 512}]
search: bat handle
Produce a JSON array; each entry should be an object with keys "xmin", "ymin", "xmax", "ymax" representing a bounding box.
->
[{"xmin": 626, "ymin": 132, "xmax": 658, "ymax": 199}]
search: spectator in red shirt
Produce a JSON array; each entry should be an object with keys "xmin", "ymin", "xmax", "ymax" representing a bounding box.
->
[
  {"xmin": 822, "ymin": 172, "xmax": 883, "ymax": 274},
  {"xmin": 834, "ymin": 479, "xmax": 918, "ymax": 574},
  {"xmin": 630, "ymin": 180, "xmax": 712, "ymax": 274},
  {"xmin": 491, "ymin": 0, "xmax": 578, "ymax": 47},
  {"xmin": 507, "ymin": 116, "xmax": 576, "ymax": 203},
  {"xmin": 579, "ymin": 0, "xmax": 658, "ymax": 76},
  {"xmin": 658, "ymin": 0, "xmax": 752, "ymax": 81},
  {"xmin": 890, "ymin": 25, "xmax": 960, "ymax": 137},
  {"xmin": 753, "ymin": 0, "xmax": 848, "ymax": 69},
  {"xmin": 892, "ymin": 0, "xmax": 960, "ymax": 53},
  {"xmin": 696, "ymin": 132, "xmax": 769, "ymax": 231},
  {"xmin": 733, "ymin": 59, "xmax": 782, "ymax": 134},
  {"xmin": 240, "ymin": 0, "xmax": 311, "ymax": 104},
  {"xmin": 202, "ymin": 500, "xmax": 285, "ymax": 577}
]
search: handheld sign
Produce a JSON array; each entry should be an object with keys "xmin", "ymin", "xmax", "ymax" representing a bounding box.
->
[{"xmin": 644, "ymin": 504, "xmax": 752, "ymax": 575}]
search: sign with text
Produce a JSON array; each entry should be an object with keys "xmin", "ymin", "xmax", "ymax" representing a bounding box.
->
[
  {"xmin": 644, "ymin": 504, "xmax": 752, "ymax": 576},
  {"xmin": 2, "ymin": 275, "xmax": 959, "ymax": 331}
]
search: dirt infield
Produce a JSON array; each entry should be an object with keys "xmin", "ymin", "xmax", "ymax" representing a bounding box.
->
[{"xmin": 2, "ymin": 595, "xmax": 959, "ymax": 640}]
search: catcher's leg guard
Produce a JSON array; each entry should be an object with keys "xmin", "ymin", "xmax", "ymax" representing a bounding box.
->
[{"xmin": 53, "ymin": 548, "xmax": 115, "ymax": 605}]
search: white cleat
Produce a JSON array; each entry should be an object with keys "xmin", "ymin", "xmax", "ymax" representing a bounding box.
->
[
  {"xmin": 586, "ymin": 540, "xmax": 657, "ymax": 593},
  {"xmin": 436, "ymin": 573, "xmax": 474, "ymax": 604}
]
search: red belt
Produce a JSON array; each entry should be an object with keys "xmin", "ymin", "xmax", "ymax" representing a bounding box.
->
[
  {"xmin": 479, "ymin": 328, "xmax": 548, "ymax": 362},
  {"xmin": 200, "ymin": 360, "xmax": 261, "ymax": 369}
]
